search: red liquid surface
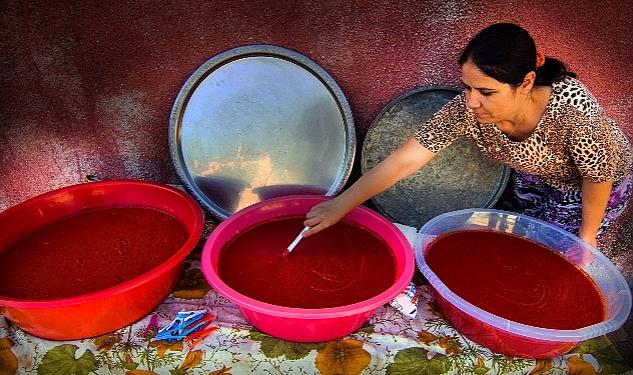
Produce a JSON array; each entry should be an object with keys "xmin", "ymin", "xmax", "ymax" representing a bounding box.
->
[
  {"xmin": 425, "ymin": 230, "xmax": 605, "ymax": 329},
  {"xmin": 0, "ymin": 207, "xmax": 188, "ymax": 299},
  {"xmin": 218, "ymin": 216, "xmax": 396, "ymax": 309}
]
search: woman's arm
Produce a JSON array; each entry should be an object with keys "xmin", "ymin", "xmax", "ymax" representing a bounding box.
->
[
  {"xmin": 579, "ymin": 178, "xmax": 613, "ymax": 247},
  {"xmin": 303, "ymin": 137, "xmax": 436, "ymax": 236}
]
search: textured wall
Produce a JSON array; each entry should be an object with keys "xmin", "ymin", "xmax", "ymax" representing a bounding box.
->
[{"xmin": 1, "ymin": 0, "xmax": 632, "ymax": 211}]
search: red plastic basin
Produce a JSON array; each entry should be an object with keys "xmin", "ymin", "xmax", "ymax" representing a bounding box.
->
[
  {"xmin": 201, "ymin": 195, "xmax": 415, "ymax": 342},
  {"xmin": 0, "ymin": 180, "xmax": 204, "ymax": 340}
]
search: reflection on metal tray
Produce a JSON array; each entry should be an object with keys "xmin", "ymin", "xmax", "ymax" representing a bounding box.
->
[
  {"xmin": 361, "ymin": 85, "xmax": 510, "ymax": 228},
  {"xmin": 169, "ymin": 45, "xmax": 356, "ymax": 220}
]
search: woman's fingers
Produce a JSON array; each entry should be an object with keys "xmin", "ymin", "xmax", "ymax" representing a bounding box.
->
[
  {"xmin": 302, "ymin": 201, "xmax": 339, "ymax": 237},
  {"xmin": 303, "ymin": 216, "xmax": 322, "ymax": 228},
  {"xmin": 303, "ymin": 214, "xmax": 334, "ymax": 237},
  {"xmin": 302, "ymin": 223, "xmax": 327, "ymax": 237}
]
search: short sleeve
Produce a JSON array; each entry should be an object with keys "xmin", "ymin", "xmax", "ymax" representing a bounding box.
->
[
  {"xmin": 569, "ymin": 116, "xmax": 619, "ymax": 182},
  {"xmin": 414, "ymin": 93, "xmax": 469, "ymax": 153}
]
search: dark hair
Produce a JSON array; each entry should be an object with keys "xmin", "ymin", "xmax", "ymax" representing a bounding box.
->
[{"xmin": 459, "ymin": 23, "xmax": 576, "ymax": 86}]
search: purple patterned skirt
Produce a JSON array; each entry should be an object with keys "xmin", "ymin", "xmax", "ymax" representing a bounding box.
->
[{"xmin": 498, "ymin": 170, "xmax": 633, "ymax": 235}]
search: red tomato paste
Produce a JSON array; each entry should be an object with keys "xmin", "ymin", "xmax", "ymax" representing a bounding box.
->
[
  {"xmin": 218, "ymin": 216, "xmax": 396, "ymax": 309},
  {"xmin": 425, "ymin": 230, "xmax": 605, "ymax": 329},
  {"xmin": 0, "ymin": 207, "xmax": 187, "ymax": 299}
]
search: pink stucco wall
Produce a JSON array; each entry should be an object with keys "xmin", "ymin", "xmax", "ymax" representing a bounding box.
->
[{"xmin": 2, "ymin": 0, "xmax": 632, "ymax": 210}]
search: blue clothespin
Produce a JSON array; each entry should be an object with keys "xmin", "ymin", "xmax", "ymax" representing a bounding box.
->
[{"xmin": 154, "ymin": 310, "xmax": 209, "ymax": 341}]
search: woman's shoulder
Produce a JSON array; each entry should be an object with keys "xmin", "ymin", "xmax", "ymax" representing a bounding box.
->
[{"xmin": 550, "ymin": 76, "xmax": 603, "ymax": 116}]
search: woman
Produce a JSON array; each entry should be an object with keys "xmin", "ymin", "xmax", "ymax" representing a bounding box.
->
[{"xmin": 303, "ymin": 23, "xmax": 632, "ymax": 248}]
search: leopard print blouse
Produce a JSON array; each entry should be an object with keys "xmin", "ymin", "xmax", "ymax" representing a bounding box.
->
[{"xmin": 414, "ymin": 76, "xmax": 632, "ymax": 190}]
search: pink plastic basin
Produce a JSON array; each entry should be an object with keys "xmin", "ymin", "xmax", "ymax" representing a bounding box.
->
[
  {"xmin": 201, "ymin": 195, "xmax": 414, "ymax": 342},
  {"xmin": 0, "ymin": 180, "xmax": 204, "ymax": 340}
]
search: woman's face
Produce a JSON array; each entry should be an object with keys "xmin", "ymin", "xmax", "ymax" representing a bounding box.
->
[{"xmin": 460, "ymin": 59, "xmax": 524, "ymax": 124}]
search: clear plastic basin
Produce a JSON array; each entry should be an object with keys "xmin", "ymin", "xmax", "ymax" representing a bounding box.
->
[{"xmin": 414, "ymin": 208, "xmax": 631, "ymax": 358}]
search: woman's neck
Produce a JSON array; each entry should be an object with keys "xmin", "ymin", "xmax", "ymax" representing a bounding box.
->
[{"xmin": 506, "ymin": 86, "xmax": 551, "ymax": 141}]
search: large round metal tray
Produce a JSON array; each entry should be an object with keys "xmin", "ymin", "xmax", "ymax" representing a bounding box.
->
[
  {"xmin": 170, "ymin": 45, "xmax": 356, "ymax": 220},
  {"xmin": 361, "ymin": 85, "xmax": 510, "ymax": 228}
]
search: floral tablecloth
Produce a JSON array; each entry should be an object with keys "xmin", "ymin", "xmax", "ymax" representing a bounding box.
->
[{"xmin": 1, "ymin": 232, "xmax": 631, "ymax": 375}]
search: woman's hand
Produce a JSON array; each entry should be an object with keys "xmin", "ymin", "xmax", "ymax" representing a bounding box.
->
[
  {"xmin": 570, "ymin": 227, "xmax": 597, "ymax": 266},
  {"xmin": 578, "ymin": 227, "xmax": 598, "ymax": 248},
  {"xmin": 302, "ymin": 198, "xmax": 350, "ymax": 237}
]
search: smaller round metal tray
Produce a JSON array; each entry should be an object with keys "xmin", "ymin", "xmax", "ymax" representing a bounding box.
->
[{"xmin": 361, "ymin": 85, "xmax": 510, "ymax": 228}]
